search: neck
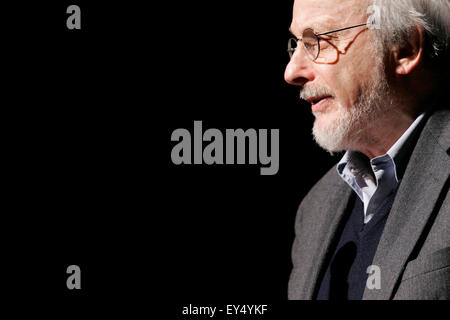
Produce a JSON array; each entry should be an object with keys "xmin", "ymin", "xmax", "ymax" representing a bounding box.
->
[{"xmin": 355, "ymin": 109, "xmax": 418, "ymax": 159}]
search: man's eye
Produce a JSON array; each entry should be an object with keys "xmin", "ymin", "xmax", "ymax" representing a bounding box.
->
[
  {"xmin": 305, "ymin": 42, "xmax": 317, "ymax": 49},
  {"xmin": 320, "ymin": 34, "xmax": 338, "ymax": 41}
]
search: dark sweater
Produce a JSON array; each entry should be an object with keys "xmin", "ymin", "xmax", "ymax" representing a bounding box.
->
[{"xmin": 315, "ymin": 185, "xmax": 399, "ymax": 300}]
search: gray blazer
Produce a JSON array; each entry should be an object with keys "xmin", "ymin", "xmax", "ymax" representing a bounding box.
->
[{"xmin": 288, "ymin": 107, "xmax": 450, "ymax": 300}]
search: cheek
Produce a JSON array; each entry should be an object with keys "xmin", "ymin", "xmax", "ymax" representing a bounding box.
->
[
  {"xmin": 317, "ymin": 67, "xmax": 353, "ymax": 110},
  {"xmin": 328, "ymin": 48, "xmax": 377, "ymax": 109},
  {"xmin": 332, "ymin": 72, "xmax": 364, "ymax": 110}
]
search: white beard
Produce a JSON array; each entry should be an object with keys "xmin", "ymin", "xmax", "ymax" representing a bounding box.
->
[{"xmin": 311, "ymin": 59, "xmax": 392, "ymax": 154}]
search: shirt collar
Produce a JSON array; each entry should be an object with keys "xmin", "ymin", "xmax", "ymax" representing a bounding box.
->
[{"xmin": 337, "ymin": 112, "xmax": 426, "ymax": 183}]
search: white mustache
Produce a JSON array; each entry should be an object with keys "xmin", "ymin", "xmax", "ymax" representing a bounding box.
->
[{"xmin": 300, "ymin": 86, "xmax": 335, "ymax": 101}]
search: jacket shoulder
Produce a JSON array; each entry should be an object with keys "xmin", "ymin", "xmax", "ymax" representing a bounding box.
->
[
  {"xmin": 295, "ymin": 163, "xmax": 350, "ymax": 228},
  {"xmin": 424, "ymin": 107, "xmax": 450, "ymax": 155},
  {"xmin": 299, "ymin": 164, "xmax": 347, "ymax": 210}
]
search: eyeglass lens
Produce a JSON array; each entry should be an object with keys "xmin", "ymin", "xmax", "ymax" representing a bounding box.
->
[{"xmin": 287, "ymin": 28, "xmax": 320, "ymax": 61}]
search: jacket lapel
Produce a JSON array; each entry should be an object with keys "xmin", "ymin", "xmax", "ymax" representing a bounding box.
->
[{"xmin": 363, "ymin": 108, "xmax": 450, "ymax": 299}]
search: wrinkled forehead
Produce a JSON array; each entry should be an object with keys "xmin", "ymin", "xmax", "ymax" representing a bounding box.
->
[{"xmin": 291, "ymin": 0, "xmax": 366, "ymax": 34}]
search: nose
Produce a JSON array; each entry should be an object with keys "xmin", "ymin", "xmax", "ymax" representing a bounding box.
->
[{"xmin": 284, "ymin": 45, "xmax": 315, "ymax": 86}]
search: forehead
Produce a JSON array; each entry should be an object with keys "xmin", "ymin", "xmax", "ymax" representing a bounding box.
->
[{"xmin": 291, "ymin": 0, "xmax": 365, "ymax": 33}]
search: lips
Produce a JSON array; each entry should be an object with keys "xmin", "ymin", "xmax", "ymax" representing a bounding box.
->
[
  {"xmin": 306, "ymin": 96, "xmax": 332, "ymax": 105},
  {"xmin": 307, "ymin": 96, "xmax": 333, "ymax": 113}
]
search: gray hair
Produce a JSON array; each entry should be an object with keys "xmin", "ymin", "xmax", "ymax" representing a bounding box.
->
[{"xmin": 369, "ymin": 0, "xmax": 450, "ymax": 68}]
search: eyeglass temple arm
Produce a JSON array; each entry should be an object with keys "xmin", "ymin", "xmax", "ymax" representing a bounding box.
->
[{"xmin": 317, "ymin": 23, "xmax": 368, "ymax": 36}]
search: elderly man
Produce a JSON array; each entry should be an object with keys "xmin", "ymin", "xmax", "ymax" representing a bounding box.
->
[{"xmin": 285, "ymin": 0, "xmax": 450, "ymax": 300}]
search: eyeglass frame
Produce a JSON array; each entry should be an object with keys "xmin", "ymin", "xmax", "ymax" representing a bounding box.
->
[{"xmin": 288, "ymin": 23, "xmax": 368, "ymax": 61}]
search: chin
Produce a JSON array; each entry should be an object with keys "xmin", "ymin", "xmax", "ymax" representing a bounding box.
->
[
  {"xmin": 312, "ymin": 105, "xmax": 351, "ymax": 153},
  {"xmin": 313, "ymin": 106, "xmax": 340, "ymax": 131}
]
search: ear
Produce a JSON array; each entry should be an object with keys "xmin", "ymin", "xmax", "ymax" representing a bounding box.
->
[{"xmin": 393, "ymin": 25, "xmax": 425, "ymax": 75}]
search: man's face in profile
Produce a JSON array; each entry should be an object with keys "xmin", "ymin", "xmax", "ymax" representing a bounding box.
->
[{"xmin": 285, "ymin": 0, "xmax": 392, "ymax": 154}]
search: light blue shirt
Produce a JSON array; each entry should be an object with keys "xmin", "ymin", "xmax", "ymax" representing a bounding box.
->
[{"xmin": 337, "ymin": 113, "xmax": 425, "ymax": 224}]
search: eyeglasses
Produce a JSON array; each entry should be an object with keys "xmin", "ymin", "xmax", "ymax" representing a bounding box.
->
[{"xmin": 288, "ymin": 23, "xmax": 368, "ymax": 61}]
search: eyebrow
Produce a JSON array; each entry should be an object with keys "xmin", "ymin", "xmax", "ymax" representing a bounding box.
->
[{"xmin": 289, "ymin": 21, "xmax": 336, "ymax": 37}]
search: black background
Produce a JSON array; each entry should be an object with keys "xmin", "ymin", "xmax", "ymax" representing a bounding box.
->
[
  {"xmin": 5, "ymin": 0, "xmax": 448, "ymax": 317},
  {"xmin": 8, "ymin": 0, "xmax": 336, "ymax": 296}
]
